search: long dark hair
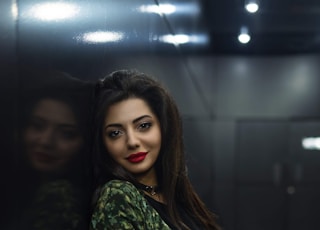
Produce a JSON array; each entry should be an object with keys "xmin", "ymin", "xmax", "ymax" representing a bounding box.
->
[{"xmin": 93, "ymin": 69, "xmax": 220, "ymax": 230}]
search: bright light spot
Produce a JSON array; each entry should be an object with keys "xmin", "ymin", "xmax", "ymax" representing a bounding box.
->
[
  {"xmin": 159, "ymin": 34, "xmax": 208, "ymax": 45},
  {"xmin": 77, "ymin": 31, "xmax": 124, "ymax": 44},
  {"xmin": 160, "ymin": 34, "xmax": 189, "ymax": 44},
  {"xmin": 139, "ymin": 4, "xmax": 176, "ymax": 15},
  {"xmin": 11, "ymin": 1, "xmax": 18, "ymax": 20},
  {"xmin": 238, "ymin": 33, "xmax": 251, "ymax": 44},
  {"xmin": 29, "ymin": 2, "xmax": 79, "ymax": 21},
  {"xmin": 245, "ymin": 3, "xmax": 259, "ymax": 13},
  {"xmin": 238, "ymin": 26, "xmax": 251, "ymax": 44},
  {"xmin": 139, "ymin": 3, "xmax": 200, "ymax": 15},
  {"xmin": 302, "ymin": 137, "xmax": 320, "ymax": 150}
]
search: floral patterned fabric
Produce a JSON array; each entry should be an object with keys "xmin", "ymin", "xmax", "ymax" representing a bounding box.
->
[{"xmin": 90, "ymin": 179, "xmax": 171, "ymax": 230}]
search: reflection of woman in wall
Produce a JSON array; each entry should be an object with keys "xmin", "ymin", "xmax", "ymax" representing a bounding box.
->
[
  {"xmin": 91, "ymin": 70, "xmax": 220, "ymax": 230},
  {"xmin": 17, "ymin": 69, "xmax": 93, "ymax": 230},
  {"xmin": 24, "ymin": 97, "xmax": 83, "ymax": 174}
]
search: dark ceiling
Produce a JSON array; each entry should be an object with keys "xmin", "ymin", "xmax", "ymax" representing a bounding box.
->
[
  {"xmin": 196, "ymin": 0, "xmax": 320, "ymax": 55},
  {"xmin": 14, "ymin": 0, "xmax": 320, "ymax": 59}
]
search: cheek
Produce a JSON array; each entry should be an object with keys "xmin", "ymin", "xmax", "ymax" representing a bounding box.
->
[
  {"xmin": 104, "ymin": 140, "xmax": 123, "ymax": 159},
  {"xmin": 148, "ymin": 137, "xmax": 161, "ymax": 149},
  {"xmin": 149, "ymin": 129, "xmax": 162, "ymax": 148},
  {"xmin": 24, "ymin": 130, "xmax": 43, "ymax": 154},
  {"xmin": 24, "ymin": 128, "xmax": 39, "ymax": 145},
  {"xmin": 57, "ymin": 138, "xmax": 83, "ymax": 158}
]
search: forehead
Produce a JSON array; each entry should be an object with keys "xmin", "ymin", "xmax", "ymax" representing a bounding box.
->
[
  {"xmin": 104, "ymin": 98, "xmax": 155, "ymax": 124},
  {"xmin": 32, "ymin": 98, "xmax": 76, "ymax": 124}
]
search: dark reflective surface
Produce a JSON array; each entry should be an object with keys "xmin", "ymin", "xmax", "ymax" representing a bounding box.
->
[
  {"xmin": 1, "ymin": 0, "xmax": 320, "ymax": 230},
  {"xmin": 3, "ymin": 68, "xmax": 94, "ymax": 230}
]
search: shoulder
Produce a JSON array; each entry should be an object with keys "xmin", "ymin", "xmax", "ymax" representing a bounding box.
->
[
  {"xmin": 91, "ymin": 180, "xmax": 171, "ymax": 230},
  {"xmin": 94, "ymin": 179, "xmax": 146, "ymax": 216},
  {"xmin": 98, "ymin": 179, "xmax": 142, "ymax": 203},
  {"xmin": 102, "ymin": 179, "xmax": 138, "ymax": 192}
]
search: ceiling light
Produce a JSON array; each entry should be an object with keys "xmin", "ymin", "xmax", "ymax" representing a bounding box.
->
[
  {"xmin": 28, "ymin": 2, "xmax": 79, "ymax": 21},
  {"xmin": 139, "ymin": 4, "xmax": 176, "ymax": 15},
  {"xmin": 238, "ymin": 26, "xmax": 251, "ymax": 44},
  {"xmin": 76, "ymin": 31, "xmax": 124, "ymax": 44},
  {"xmin": 11, "ymin": 1, "xmax": 18, "ymax": 20},
  {"xmin": 245, "ymin": 0, "xmax": 259, "ymax": 13},
  {"xmin": 159, "ymin": 34, "xmax": 209, "ymax": 45},
  {"xmin": 138, "ymin": 3, "xmax": 200, "ymax": 15},
  {"xmin": 302, "ymin": 137, "xmax": 320, "ymax": 150},
  {"xmin": 160, "ymin": 34, "xmax": 189, "ymax": 44}
]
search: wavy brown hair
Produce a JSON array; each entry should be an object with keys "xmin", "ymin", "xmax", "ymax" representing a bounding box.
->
[{"xmin": 92, "ymin": 69, "xmax": 220, "ymax": 230}]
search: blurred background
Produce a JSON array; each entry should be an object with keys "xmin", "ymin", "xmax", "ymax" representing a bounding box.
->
[{"xmin": 1, "ymin": 0, "xmax": 320, "ymax": 229}]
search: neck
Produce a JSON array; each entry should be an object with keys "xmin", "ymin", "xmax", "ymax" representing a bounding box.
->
[
  {"xmin": 135, "ymin": 167, "xmax": 157, "ymax": 184},
  {"xmin": 136, "ymin": 182, "xmax": 160, "ymax": 196}
]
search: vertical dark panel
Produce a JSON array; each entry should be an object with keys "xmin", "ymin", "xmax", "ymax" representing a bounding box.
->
[
  {"xmin": 287, "ymin": 121, "xmax": 320, "ymax": 230},
  {"xmin": 236, "ymin": 121, "xmax": 288, "ymax": 184},
  {"xmin": 213, "ymin": 121, "xmax": 237, "ymax": 230},
  {"xmin": 185, "ymin": 55, "xmax": 320, "ymax": 230},
  {"xmin": 289, "ymin": 121, "xmax": 320, "ymax": 184},
  {"xmin": 234, "ymin": 120, "xmax": 320, "ymax": 230},
  {"xmin": 183, "ymin": 119, "xmax": 215, "ymax": 205},
  {"xmin": 0, "ymin": 0, "xmax": 19, "ymax": 228},
  {"xmin": 0, "ymin": 0, "xmax": 17, "ymax": 62},
  {"xmin": 235, "ymin": 121, "xmax": 288, "ymax": 230}
]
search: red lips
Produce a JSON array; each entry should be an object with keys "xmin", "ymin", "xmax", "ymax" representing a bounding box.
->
[
  {"xmin": 34, "ymin": 152, "xmax": 55, "ymax": 163},
  {"xmin": 126, "ymin": 152, "xmax": 147, "ymax": 163}
]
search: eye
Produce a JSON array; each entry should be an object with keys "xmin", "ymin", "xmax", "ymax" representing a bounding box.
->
[
  {"xmin": 138, "ymin": 122, "xmax": 152, "ymax": 131},
  {"xmin": 29, "ymin": 118, "xmax": 46, "ymax": 131},
  {"xmin": 107, "ymin": 130, "xmax": 122, "ymax": 138},
  {"xmin": 59, "ymin": 129, "xmax": 79, "ymax": 140}
]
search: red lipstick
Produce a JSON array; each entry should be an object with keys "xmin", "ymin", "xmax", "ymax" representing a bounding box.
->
[
  {"xmin": 126, "ymin": 152, "xmax": 147, "ymax": 163},
  {"xmin": 33, "ymin": 152, "xmax": 56, "ymax": 163}
]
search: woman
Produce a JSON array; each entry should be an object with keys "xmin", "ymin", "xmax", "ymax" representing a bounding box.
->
[
  {"xmin": 91, "ymin": 69, "xmax": 220, "ymax": 230},
  {"xmin": 21, "ymin": 69, "xmax": 92, "ymax": 179},
  {"xmin": 16, "ymin": 69, "xmax": 93, "ymax": 230},
  {"xmin": 24, "ymin": 97, "xmax": 84, "ymax": 174}
]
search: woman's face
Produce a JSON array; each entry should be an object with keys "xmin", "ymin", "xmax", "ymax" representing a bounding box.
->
[
  {"xmin": 24, "ymin": 98, "xmax": 83, "ymax": 173},
  {"xmin": 103, "ymin": 98, "xmax": 161, "ymax": 184}
]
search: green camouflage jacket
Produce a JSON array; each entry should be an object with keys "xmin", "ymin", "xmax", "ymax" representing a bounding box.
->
[{"xmin": 90, "ymin": 179, "xmax": 171, "ymax": 230}]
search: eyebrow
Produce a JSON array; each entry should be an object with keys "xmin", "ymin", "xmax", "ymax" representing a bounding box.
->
[
  {"xmin": 31, "ymin": 115, "xmax": 77, "ymax": 128},
  {"xmin": 105, "ymin": 115, "xmax": 152, "ymax": 129}
]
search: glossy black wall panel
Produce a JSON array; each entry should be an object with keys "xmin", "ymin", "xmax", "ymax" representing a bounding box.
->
[
  {"xmin": 184, "ymin": 55, "xmax": 320, "ymax": 229},
  {"xmin": 186, "ymin": 55, "xmax": 320, "ymax": 118},
  {"xmin": 236, "ymin": 121, "xmax": 288, "ymax": 184},
  {"xmin": 17, "ymin": 0, "xmax": 176, "ymax": 74},
  {"xmin": 289, "ymin": 121, "xmax": 320, "ymax": 185},
  {"xmin": 83, "ymin": 56, "xmax": 210, "ymax": 117},
  {"xmin": 234, "ymin": 121, "xmax": 288, "ymax": 229},
  {"xmin": 287, "ymin": 121, "xmax": 320, "ymax": 229},
  {"xmin": 4, "ymin": 0, "xmax": 320, "ymax": 229},
  {"xmin": 0, "ymin": 0, "xmax": 17, "ymax": 62},
  {"xmin": 233, "ymin": 120, "xmax": 320, "ymax": 230},
  {"xmin": 0, "ymin": 0, "xmax": 19, "ymax": 228},
  {"xmin": 183, "ymin": 120, "xmax": 215, "ymax": 203},
  {"xmin": 211, "ymin": 121, "xmax": 237, "ymax": 230}
]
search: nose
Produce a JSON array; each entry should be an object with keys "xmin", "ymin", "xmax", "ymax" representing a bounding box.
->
[
  {"xmin": 38, "ymin": 127, "xmax": 55, "ymax": 148},
  {"xmin": 126, "ymin": 129, "xmax": 140, "ymax": 149}
]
